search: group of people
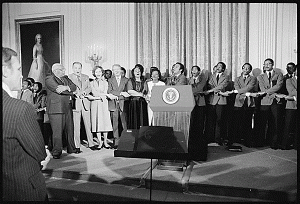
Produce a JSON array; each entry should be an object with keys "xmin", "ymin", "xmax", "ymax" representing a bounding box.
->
[
  {"xmin": 17, "ymin": 59, "xmax": 298, "ymax": 161},
  {"xmin": 2, "ymin": 45, "xmax": 297, "ymax": 201}
]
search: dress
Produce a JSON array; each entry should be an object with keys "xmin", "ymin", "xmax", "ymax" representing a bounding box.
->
[
  {"xmin": 90, "ymin": 79, "xmax": 113, "ymax": 132},
  {"xmin": 127, "ymin": 78, "xmax": 149, "ymax": 129},
  {"xmin": 145, "ymin": 80, "xmax": 165, "ymax": 125},
  {"xmin": 28, "ymin": 44, "xmax": 50, "ymax": 87}
]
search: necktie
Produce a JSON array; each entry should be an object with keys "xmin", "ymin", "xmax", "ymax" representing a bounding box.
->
[
  {"xmin": 216, "ymin": 74, "xmax": 219, "ymax": 83},
  {"xmin": 77, "ymin": 75, "xmax": 82, "ymax": 88},
  {"xmin": 243, "ymin": 76, "xmax": 246, "ymax": 83},
  {"xmin": 193, "ymin": 78, "xmax": 196, "ymax": 84},
  {"xmin": 117, "ymin": 77, "xmax": 120, "ymax": 86},
  {"xmin": 268, "ymin": 72, "xmax": 272, "ymax": 84}
]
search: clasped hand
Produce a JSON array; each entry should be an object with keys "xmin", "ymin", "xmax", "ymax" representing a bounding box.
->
[{"xmin": 56, "ymin": 85, "xmax": 69, "ymax": 94}]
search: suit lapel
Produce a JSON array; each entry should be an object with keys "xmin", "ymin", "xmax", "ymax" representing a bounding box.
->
[{"xmin": 263, "ymin": 73, "xmax": 269, "ymax": 86}]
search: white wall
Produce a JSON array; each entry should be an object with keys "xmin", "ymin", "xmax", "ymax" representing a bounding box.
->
[
  {"xmin": 249, "ymin": 3, "xmax": 297, "ymax": 74},
  {"xmin": 2, "ymin": 3, "xmax": 297, "ymax": 78},
  {"xmin": 2, "ymin": 3, "xmax": 136, "ymax": 78}
]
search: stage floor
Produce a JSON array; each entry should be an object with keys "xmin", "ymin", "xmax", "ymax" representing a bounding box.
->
[{"xmin": 43, "ymin": 141, "xmax": 297, "ymax": 202}]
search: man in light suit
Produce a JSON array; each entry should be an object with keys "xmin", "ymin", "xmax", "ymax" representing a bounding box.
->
[
  {"xmin": 69, "ymin": 62, "xmax": 98, "ymax": 152},
  {"xmin": 107, "ymin": 64, "xmax": 129, "ymax": 149},
  {"xmin": 204, "ymin": 62, "xmax": 228, "ymax": 145},
  {"xmin": 45, "ymin": 63, "xmax": 77, "ymax": 158},
  {"xmin": 188, "ymin": 65, "xmax": 207, "ymax": 161},
  {"xmin": 281, "ymin": 67, "xmax": 297, "ymax": 150},
  {"xmin": 257, "ymin": 58, "xmax": 283, "ymax": 149},
  {"xmin": 227, "ymin": 63, "xmax": 257, "ymax": 147},
  {"xmin": 2, "ymin": 47, "xmax": 48, "ymax": 201},
  {"xmin": 166, "ymin": 62, "xmax": 188, "ymax": 85},
  {"xmin": 17, "ymin": 79, "xmax": 34, "ymax": 105}
]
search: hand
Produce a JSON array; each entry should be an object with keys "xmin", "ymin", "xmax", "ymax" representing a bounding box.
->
[
  {"xmin": 41, "ymin": 148, "xmax": 51, "ymax": 170},
  {"xmin": 275, "ymin": 94, "xmax": 287, "ymax": 99},
  {"xmin": 256, "ymin": 92, "xmax": 266, "ymax": 96},
  {"xmin": 218, "ymin": 91, "xmax": 229, "ymax": 96},
  {"xmin": 56, "ymin": 85, "xmax": 69, "ymax": 94},
  {"xmin": 106, "ymin": 93, "xmax": 118, "ymax": 100},
  {"xmin": 285, "ymin": 95, "xmax": 295, "ymax": 101},
  {"xmin": 120, "ymin": 92, "xmax": 130, "ymax": 97},
  {"xmin": 203, "ymin": 91, "xmax": 210, "ymax": 95}
]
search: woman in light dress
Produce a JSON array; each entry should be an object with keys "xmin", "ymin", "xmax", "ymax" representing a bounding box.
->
[
  {"xmin": 89, "ymin": 66, "xmax": 113, "ymax": 149},
  {"xmin": 27, "ymin": 34, "xmax": 50, "ymax": 87},
  {"xmin": 144, "ymin": 67, "xmax": 165, "ymax": 125}
]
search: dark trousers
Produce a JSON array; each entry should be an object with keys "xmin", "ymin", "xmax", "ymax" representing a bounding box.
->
[
  {"xmin": 205, "ymin": 104, "xmax": 226, "ymax": 143},
  {"xmin": 281, "ymin": 109, "xmax": 297, "ymax": 148},
  {"xmin": 111, "ymin": 109, "xmax": 127, "ymax": 146},
  {"xmin": 48, "ymin": 104, "xmax": 76, "ymax": 156},
  {"xmin": 258, "ymin": 100, "xmax": 283, "ymax": 147},
  {"xmin": 229, "ymin": 103, "xmax": 254, "ymax": 146},
  {"xmin": 188, "ymin": 105, "xmax": 207, "ymax": 160}
]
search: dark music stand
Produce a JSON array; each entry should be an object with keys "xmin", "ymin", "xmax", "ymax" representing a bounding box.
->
[{"xmin": 114, "ymin": 127, "xmax": 189, "ymax": 201}]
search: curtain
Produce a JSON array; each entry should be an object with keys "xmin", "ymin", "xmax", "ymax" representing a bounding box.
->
[{"xmin": 137, "ymin": 3, "xmax": 249, "ymax": 81}]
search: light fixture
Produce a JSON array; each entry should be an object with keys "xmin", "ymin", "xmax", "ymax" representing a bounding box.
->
[{"xmin": 85, "ymin": 44, "xmax": 102, "ymax": 68}]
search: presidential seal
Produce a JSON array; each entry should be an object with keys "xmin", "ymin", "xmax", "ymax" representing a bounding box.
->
[{"xmin": 162, "ymin": 87, "xmax": 180, "ymax": 104}]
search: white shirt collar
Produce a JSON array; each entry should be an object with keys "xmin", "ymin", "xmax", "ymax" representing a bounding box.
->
[{"xmin": 2, "ymin": 82, "xmax": 14, "ymax": 97}]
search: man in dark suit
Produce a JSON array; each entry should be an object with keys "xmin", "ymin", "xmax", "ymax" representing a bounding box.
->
[
  {"xmin": 45, "ymin": 63, "xmax": 77, "ymax": 158},
  {"xmin": 107, "ymin": 64, "xmax": 129, "ymax": 149},
  {"xmin": 2, "ymin": 47, "xmax": 48, "ymax": 201},
  {"xmin": 188, "ymin": 65, "xmax": 207, "ymax": 160},
  {"xmin": 32, "ymin": 82, "xmax": 47, "ymax": 144},
  {"xmin": 257, "ymin": 58, "xmax": 283, "ymax": 149},
  {"xmin": 166, "ymin": 62, "xmax": 187, "ymax": 85},
  {"xmin": 281, "ymin": 67, "xmax": 297, "ymax": 149},
  {"xmin": 204, "ymin": 62, "xmax": 228, "ymax": 146}
]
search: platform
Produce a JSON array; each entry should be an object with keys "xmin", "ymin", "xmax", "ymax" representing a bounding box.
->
[{"xmin": 42, "ymin": 142, "xmax": 297, "ymax": 202}]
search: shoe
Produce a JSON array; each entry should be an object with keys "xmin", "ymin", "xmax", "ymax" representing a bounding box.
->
[
  {"xmin": 52, "ymin": 155, "xmax": 60, "ymax": 159},
  {"xmin": 112, "ymin": 145, "xmax": 118, "ymax": 150},
  {"xmin": 102, "ymin": 143, "xmax": 111, "ymax": 149},
  {"xmin": 90, "ymin": 145, "xmax": 101, "ymax": 151},
  {"xmin": 75, "ymin": 148, "xmax": 82, "ymax": 154}
]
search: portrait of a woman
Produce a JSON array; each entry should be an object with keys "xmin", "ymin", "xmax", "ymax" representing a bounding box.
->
[{"xmin": 27, "ymin": 33, "xmax": 50, "ymax": 87}]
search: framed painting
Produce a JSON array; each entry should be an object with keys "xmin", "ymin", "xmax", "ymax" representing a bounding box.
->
[{"xmin": 15, "ymin": 15, "xmax": 64, "ymax": 86}]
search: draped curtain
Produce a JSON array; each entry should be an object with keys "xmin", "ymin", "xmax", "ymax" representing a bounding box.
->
[{"xmin": 137, "ymin": 3, "xmax": 248, "ymax": 81}]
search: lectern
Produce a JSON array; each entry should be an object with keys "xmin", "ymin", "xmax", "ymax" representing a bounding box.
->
[
  {"xmin": 150, "ymin": 85, "xmax": 195, "ymax": 144},
  {"xmin": 149, "ymin": 85, "xmax": 194, "ymax": 170}
]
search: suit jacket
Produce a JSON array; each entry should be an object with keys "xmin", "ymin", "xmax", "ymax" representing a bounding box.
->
[
  {"xmin": 3, "ymin": 90, "xmax": 47, "ymax": 201},
  {"xmin": 285, "ymin": 77, "xmax": 297, "ymax": 109},
  {"xmin": 257, "ymin": 71, "xmax": 283, "ymax": 105},
  {"xmin": 279, "ymin": 73, "xmax": 293, "ymax": 95},
  {"xmin": 107, "ymin": 76, "xmax": 129, "ymax": 112},
  {"xmin": 207, "ymin": 72, "xmax": 228, "ymax": 105},
  {"xmin": 68, "ymin": 73, "xmax": 92, "ymax": 111},
  {"xmin": 45, "ymin": 74, "xmax": 77, "ymax": 114},
  {"xmin": 166, "ymin": 73, "xmax": 187, "ymax": 85},
  {"xmin": 234, "ymin": 75, "xmax": 257, "ymax": 107},
  {"xmin": 17, "ymin": 89, "xmax": 34, "ymax": 105},
  {"xmin": 188, "ymin": 73, "xmax": 206, "ymax": 106},
  {"xmin": 33, "ymin": 90, "xmax": 47, "ymax": 120}
]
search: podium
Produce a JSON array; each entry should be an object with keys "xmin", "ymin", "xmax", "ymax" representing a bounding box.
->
[
  {"xmin": 149, "ymin": 85, "xmax": 194, "ymax": 171},
  {"xmin": 150, "ymin": 85, "xmax": 195, "ymax": 144}
]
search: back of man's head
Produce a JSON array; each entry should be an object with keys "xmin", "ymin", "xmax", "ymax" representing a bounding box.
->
[{"xmin": 2, "ymin": 47, "xmax": 17, "ymax": 68}]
